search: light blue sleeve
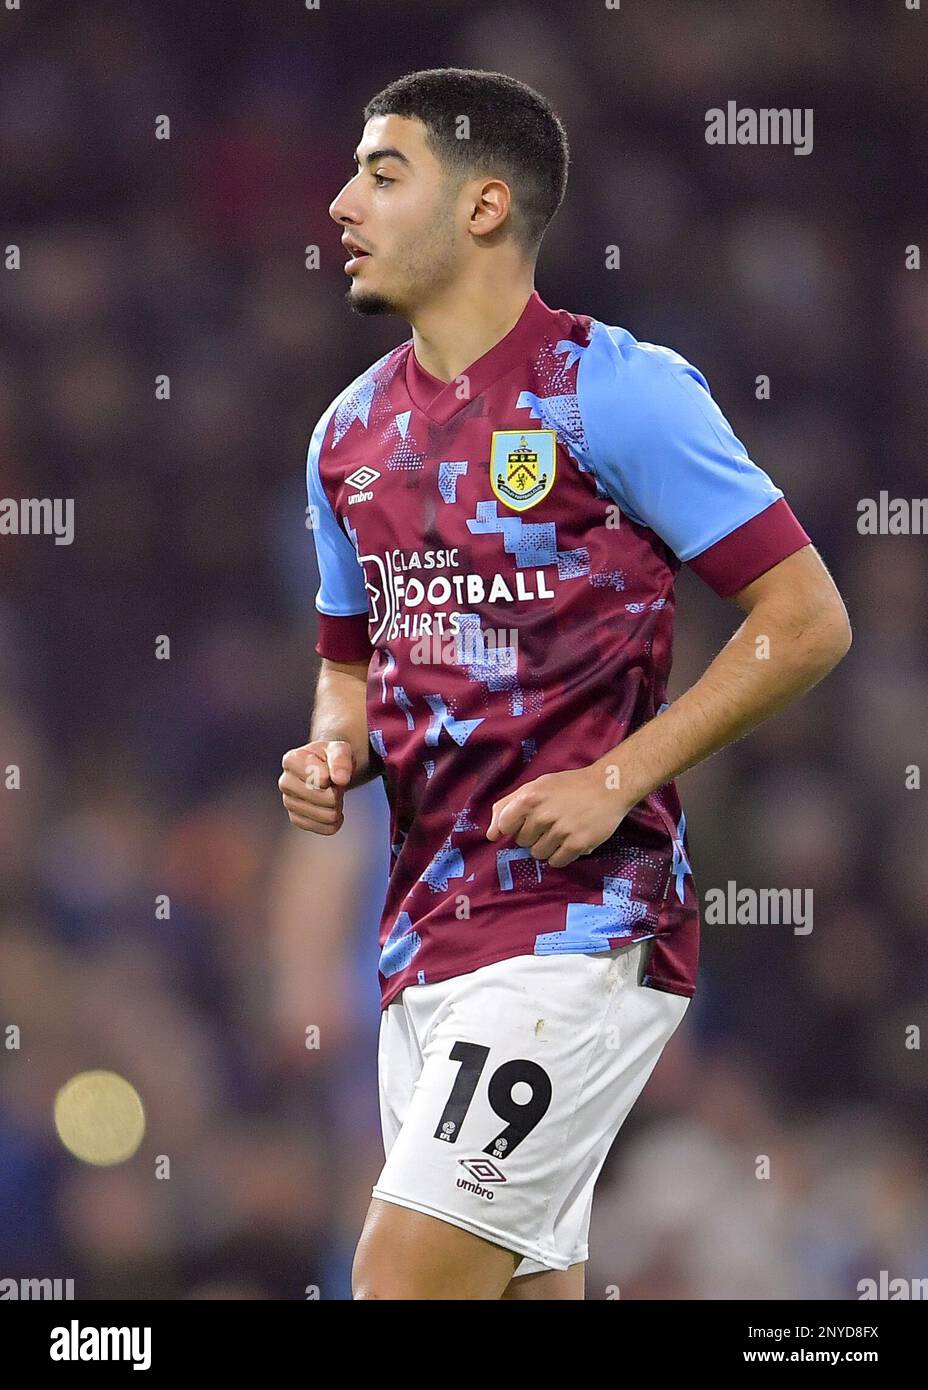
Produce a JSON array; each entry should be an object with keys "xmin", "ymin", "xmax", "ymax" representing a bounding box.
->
[
  {"xmin": 575, "ymin": 322, "xmax": 783, "ymax": 560},
  {"xmin": 305, "ymin": 403, "xmax": 368, "ymax": 616}
]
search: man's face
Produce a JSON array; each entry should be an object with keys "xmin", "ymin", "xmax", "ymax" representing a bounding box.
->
[{"xmin": 328, "ymin": 114, "xmax": 461, "ymax": 318}]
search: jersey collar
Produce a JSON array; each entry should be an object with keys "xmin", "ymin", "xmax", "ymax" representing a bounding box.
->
[{"xmin": 404, "ymin": 289, "xmax": 561, "ymax": 425}]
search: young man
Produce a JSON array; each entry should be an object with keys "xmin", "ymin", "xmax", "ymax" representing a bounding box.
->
[{"xmin": 279, "ymin": 68, "xmax": 852, "ymax": 1300}]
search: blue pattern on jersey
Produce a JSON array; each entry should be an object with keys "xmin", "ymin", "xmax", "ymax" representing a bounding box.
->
[
  {"xmin": 455, "ymin": 613, "xmax": 518, "ymax": 690},
  {"xmin": 438, "ymin": 460, "xmax": 468, "ymax": 503},
  {"xmin": 625, "ymin": 598, "xmax": 667, "ymax": 613},
  {"xmin": 534, "ymin": 876, "xmax": 649, "ymax": 953},
  {"xmin": 379, "ymin": 911, "xmax": 422, "ymax": 977},
  {"xmin": 515, "ymin": 390, "xmax": 587, "ymax": 464},
  {"xmin": 513, "ymin": 335, "xmax": 588, "ymax": 458},
  {"xmin": 385, "ymin": 434, "xmax": 424, "ymax": 471},
  {"xmin": 590, "ymin": 568, "xmax": 625, "ymax": 592},
  {"xmin": 515, "ymin": 334, "xmax": 603, "ymax": 491},
  {"xmin": 519, "ymin": 389, "xmax": 583, "ymax": 453},
  {"xmin": 332, "ymin": 374, "xmax": 377, "ymax": 446},
  {"xmin": 553, "ymin": 337, "xmax": 585, "ymax": 371},
  {"xmin": 369, "ymin": 729, "xmax": 387, "ymax": 759},
  {"xmin": 420, "ymin": 839, "xmax": 466, "ymax": 893},
  {"xmin": 466, "ymin": 501, "xmax": 589, "ymax": 576},
  {"xmin": 393, "ymin": 685, "xmax": 416, "ymax": 730},
  {"xmin": 671, "ymin": 810, "xmax": 692, "ymax": 903},
  {"xmin": 496, "ymin": 846, "xmax": 543, "ymax": 891},
  {"xmin": 557, "ymin": 547, "xmax": 591, "ymax": 581},
  {"xmin": 423, "ymin": 695, "xmax": 483, "ymax": 746}
]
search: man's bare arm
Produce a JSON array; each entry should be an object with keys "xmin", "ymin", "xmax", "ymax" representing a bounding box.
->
[
  {"xmin": 590, "ymin": 543, "xmax": 852, "ymax": 805},
  {"xmin": 487, "ymin": 545, "xmax": 853, "ymax": 866},
  {"xmin": 309, "ymin": 658, "xmax": 378, "ymax": 788},
  {"xmin": 279, "ymin": 656, "xmax": 377, "ymax": 833}
]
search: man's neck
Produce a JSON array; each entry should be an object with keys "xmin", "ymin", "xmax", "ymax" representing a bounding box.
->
[{"xmin": 409, "ymin": 278, "xmax": 536, "ymax": 385}]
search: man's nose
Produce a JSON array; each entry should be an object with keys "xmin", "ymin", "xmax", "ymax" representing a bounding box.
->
[{"xmin": 329, "ymin": 179, "xmax": 361, "ymax": 225}]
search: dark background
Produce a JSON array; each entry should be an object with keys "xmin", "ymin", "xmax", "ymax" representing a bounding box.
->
[{"xmin": 1, "ymin": 0, "xmax": 926, "ymax": 1299}]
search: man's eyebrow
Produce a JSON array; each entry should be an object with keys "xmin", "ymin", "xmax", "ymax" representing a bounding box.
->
[{"xmin": 352, "ymin": 146, "xmax": 412, "ymax": 169}]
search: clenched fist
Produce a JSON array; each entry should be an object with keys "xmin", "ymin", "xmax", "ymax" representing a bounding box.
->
[{"xmin": 278, "ymin": 740, "xmax": 355, "ymax": 834}]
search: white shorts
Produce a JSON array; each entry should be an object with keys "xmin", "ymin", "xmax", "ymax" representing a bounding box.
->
[{"xmin": 372, "ymin": 938, "xmax": 690, "ymax": 1277}]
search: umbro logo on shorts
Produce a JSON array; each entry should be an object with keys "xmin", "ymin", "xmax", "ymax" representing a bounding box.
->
[{"xmin": 456, "ymin": 1157, "xmax": 507, "ymax": 1199}]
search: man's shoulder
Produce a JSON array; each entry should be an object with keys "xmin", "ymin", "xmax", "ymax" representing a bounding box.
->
[
  {"xmin": 578, "ymin": 315, "xmax": 704, "ymax": 390},
  {"xmin": 574, "ymin": 316, "xmax": 716, "ymax": 469}
]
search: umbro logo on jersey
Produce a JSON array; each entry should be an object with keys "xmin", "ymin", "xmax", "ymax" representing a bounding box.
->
[
  {"xmin": 346, "ymin": 465, "xmax": 381, "ymax": 504},
  {"xmin": 456, "ymin": 1156, "xmax": 507, "ymax": 1199}
]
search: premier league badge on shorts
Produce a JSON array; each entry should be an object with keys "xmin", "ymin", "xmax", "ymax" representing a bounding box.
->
[{"xmin": 490, "ymin": 430, "xmax": 557, "ymax": 512}]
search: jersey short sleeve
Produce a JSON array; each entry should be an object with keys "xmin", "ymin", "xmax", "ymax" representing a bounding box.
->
[
  {"xmin": 305, "ymin": 405, "xmax": 373, "ymax": 662},
  {"xmin": 576, "ymin": 322, "xmax": 811, "ymax": 595}
]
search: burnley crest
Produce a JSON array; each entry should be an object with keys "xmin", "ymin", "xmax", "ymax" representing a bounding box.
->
[{"xmin": 489, "ymin": 430, "xmax": 557, "ymax": 512}]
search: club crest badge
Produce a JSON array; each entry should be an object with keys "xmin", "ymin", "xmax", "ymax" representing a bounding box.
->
[{"xmin": 489, "ymin": 430, "xmax": 557, "ymax": 512}]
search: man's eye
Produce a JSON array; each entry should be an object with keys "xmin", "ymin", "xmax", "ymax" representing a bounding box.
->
[{"xmin": 373, "ymin": 173, "xmax": 393, "ymax": 187}]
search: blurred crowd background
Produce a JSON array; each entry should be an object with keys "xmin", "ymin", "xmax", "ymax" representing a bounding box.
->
[{"xmin": 1, "ymin": 0, "xmax": 926, "ymax": 1299}]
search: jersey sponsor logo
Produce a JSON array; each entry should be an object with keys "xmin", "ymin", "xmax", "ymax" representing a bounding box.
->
[
  {"xmin": 490, "ymin": 430, "xmax": 557, "ymax": 512},
  {"xmin": 357, "ymin": 547, "xmax": 397, "ymax": 643},
  {"xmin": 345, "ymin": 465, "xmax": 381, "ymax": 504},
  {"xmin": 357, "ymin": 545, "xmax": 556, "ymax": 644}
]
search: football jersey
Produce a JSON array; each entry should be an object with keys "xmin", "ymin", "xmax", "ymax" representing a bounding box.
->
[{"xmin": 305, "ymin": 290, "xmax": 810, "ymax": 1009}]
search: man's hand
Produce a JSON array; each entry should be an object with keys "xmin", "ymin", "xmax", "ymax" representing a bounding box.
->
[
  {"xmin": 486, "ymin": 765, "xmax": 630, "ymax": 868},
  {"xmin": 487, "ymin": 547, "xmax": 851, "ymax": 865},
  {"xmin": 279, "ymin": 740, "xmax": 355, "ymax": 835}
]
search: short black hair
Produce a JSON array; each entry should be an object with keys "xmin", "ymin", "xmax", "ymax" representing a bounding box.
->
[{"xmin": 363, "ymin": 68, "xmax": 569, "ymax": 254}]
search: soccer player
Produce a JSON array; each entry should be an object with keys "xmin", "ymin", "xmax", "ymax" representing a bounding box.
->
[{"xmin": 279, "ymin": 68, "xmax": 852, "ymax": 1300}]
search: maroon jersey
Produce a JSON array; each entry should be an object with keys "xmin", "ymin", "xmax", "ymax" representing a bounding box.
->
[{"xmin": 306, "ymin": 291, "xmax": 810, "ymax": 1008}]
